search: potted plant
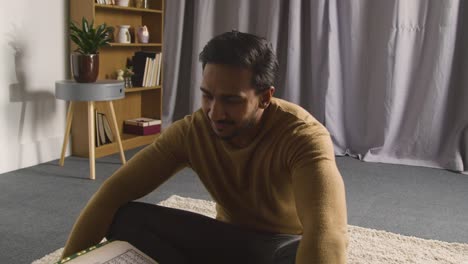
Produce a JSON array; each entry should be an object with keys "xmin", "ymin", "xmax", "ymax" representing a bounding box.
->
[{"xmin": 69, "ymin": 17, "xmax": 112, "ymax": 83}]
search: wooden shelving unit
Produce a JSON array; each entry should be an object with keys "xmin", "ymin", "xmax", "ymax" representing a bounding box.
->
[
  {"xmin": 109, "ymin": 43, "xmax": 162, "ymax": 47},
  {"xmin": 95, "ymin": 4, "xmax": 163, "ymax": 13},
  {"xmin": 70, "ymin": 0, "xmax": 164, "ymax": 158},
  {"xmin": 125, "ymin": 86, "xmax": 161, "ymax": 93}
]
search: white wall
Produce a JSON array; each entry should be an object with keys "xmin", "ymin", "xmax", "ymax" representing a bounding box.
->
[{"xmin": 0, "ymin": 0, "xmax": 68, "ymax": 174}]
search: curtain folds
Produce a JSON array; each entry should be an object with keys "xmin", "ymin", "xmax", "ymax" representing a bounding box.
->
[{"xmin": 162, "ymin": 0, "xmax": 468, "ymax": 174}]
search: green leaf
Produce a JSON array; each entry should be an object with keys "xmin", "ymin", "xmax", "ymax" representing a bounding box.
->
[
  {"xmin": 69, "ymin": 17, "xmax": 111, "ymax": 54},
  {"xmin": 82, "ymin": 17, "xmax": 89, "ymax": 34}
]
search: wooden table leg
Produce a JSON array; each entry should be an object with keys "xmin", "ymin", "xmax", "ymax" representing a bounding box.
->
[
  {"xmin": 108, "ymin": 101, "xmax": 126, "ymax": 165},
  {"xmin": 59, "ymin": 102, "xmax": 74, "ymax": 166},
  {"xmin": 88, "ymin": 101, "xmax": 96, "ymax": 180}
]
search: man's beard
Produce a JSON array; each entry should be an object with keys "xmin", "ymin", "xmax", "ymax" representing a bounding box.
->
[
  {"xmin": 210, "ymin": 111, "xmax": 258, "ymax": 141},
  {"xmin": 216, "ymin": 119, "xmax": 255, "ymax": 141}
]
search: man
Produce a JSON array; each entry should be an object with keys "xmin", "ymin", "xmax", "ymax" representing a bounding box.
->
[{"xmin": 61, "ymin": 31, "xmax": 348, "ymax": 264}]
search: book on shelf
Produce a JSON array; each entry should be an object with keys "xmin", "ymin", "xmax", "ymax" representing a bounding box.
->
[
  {"xmin": 156, "ymin": 52, "xmax": 162, "ymax": 86},
  {"xmin": 97, "ymin": 113, "xmax": 106, "ymax": 145},
  {"xmin": 95, "ymin": 112, "xmax": 114, "ymax": 147},
  {"xmin": 131, "ymin": 51, "xmax": 157, "ymax": 87},
  {"xmin": 142, "ymin": 57, "xmax": 151, "ymax": 88},
  {"xmin": 152, "ymin": 57, "xmax": 158, "ymax": 87},
  {"xmin": 130, "ymin": 51, "xmax": 163, "ymax": 88},
  {"xmin": 102, "ymin": 114, "xmax": 114, "ymax": 142},
  {"xmin": 148, "ymin": 53, "xmax": 162, "ymax": 87},
  {"xmin": 55, "ymin": 240, "xmax": 158, "ymax": 264},
  {"xmin": 151, "ymin": 53, "xmax": 160, "ymax": 86},
  {"xmin": 95, "ymin": 110, "xmax": 100, "ymax": 147},
  {"xmin": 124, "ymin": 117, "xmax": 161, "ymax": 127},
  {"xmin": 146, "ymin": 57, "xmax": 155, "ymax": 87}
]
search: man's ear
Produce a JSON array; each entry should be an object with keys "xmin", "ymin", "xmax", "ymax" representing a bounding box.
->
[{"xmin": 258, "ymin": 86, "xmax": 275, "ymax": 109}]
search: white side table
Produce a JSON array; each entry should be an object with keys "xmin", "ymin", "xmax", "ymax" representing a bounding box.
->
[{"xmin": 55, "ymin": 80, "xmax": 127, "ymax": 180}]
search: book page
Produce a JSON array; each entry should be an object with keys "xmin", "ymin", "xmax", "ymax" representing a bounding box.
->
[{"xmin": 64, "ymin": 241, "xmax": 158, "ymax": 264}]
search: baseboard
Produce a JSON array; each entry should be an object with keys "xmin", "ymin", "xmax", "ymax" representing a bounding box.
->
[{"xmin": 0, "ymin": 136, "xmax": 69, "ymax": 175}]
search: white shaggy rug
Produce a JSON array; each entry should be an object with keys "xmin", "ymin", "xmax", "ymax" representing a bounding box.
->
[{"xmin": 33, "ymin": 195, "xmax": 468, "ymax": 264}]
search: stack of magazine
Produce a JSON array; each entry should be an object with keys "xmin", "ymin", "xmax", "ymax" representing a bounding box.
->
[{"xmin": 123, "ymin": 117, "xmax": 161, "ymax": 135}]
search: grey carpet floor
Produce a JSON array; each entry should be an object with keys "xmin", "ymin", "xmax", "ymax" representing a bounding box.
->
[{"xmin": 1, "ymin": 147, "xmax": 467, "ymax": 264}]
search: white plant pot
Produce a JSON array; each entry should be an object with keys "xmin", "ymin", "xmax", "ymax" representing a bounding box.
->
[{"xmin": 115, "ymin": 0, "xmax": 130, "ymax": 7}]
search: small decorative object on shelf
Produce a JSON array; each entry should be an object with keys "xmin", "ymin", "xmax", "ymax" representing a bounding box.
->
[
  {"xmin": 115, "ymin": 0, "xmax": 129, "ymax": 6},
  {"xmin": 137, "ymin": 26, "xmax": 149, "ymax": 43},
  {"xmin": 106, "ymin": 26, "xmax": 115, "ymax": 42},
  {"xmin": 124, "ymin": 78, "xmax": 132, "ymax": 88},
  {"xmin": 69, "ymin": 17, "xmax": 112, "ymax": 83},
  {"xmin": 117, "ymin": 25, "xmax": 131, "ymax": 43},
  {"xmin": 134, "ymin": 0, "xmax": 144, "ymax": 8},
  {"xmin": 97, "ymin": 0, "xmax": 114, "ymax": 4},
  {"xmin": 124, "ymin": 117, "xmax": 161, "ymax": 127},
  {"xmin": 116, "ymin": 69, "xmax": 124, "ymax": 81},
  {"xmin": 123, "ymin": 118, "xmax": 161, "ymax": 135},
  {"xmin": 123, "ymin": 67, "xmax": 134, "ymax": 88}
]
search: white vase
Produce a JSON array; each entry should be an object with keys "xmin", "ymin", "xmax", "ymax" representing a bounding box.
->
[
  {"xmin": 117, "ymin": 25, "xmax": 131, "ymax": 43},
  {"xmin": 115, "ymin": 0, "xmax": 130, "ymax": 7}
]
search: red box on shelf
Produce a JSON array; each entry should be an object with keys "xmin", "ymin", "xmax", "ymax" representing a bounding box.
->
[{"xmin": 123, "ymin": 124, "xmax": 161, "ymax": 135}]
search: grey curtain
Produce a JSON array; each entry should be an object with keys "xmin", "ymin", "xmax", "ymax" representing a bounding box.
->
[{"xmin": 162, "ymin": 0, "xmax": 468, "ymax": 174}]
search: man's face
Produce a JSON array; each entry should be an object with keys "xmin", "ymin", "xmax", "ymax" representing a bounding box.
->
[{"xmin": 200, "ymin": 64, "xmax": 262, "ymax": 141}]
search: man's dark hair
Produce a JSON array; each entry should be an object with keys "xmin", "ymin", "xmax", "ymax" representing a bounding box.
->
[{"xmin": 199, "ymin": 30, "xmax": 279, "ymax": 93}]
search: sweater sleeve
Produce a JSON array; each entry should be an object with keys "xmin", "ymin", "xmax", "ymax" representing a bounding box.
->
[
  {"xmin": 288, "ymin": 127, "xmax": 349, "ymax": 264},
  {"xmin": 61, "ymin": 120, "xmax": 189, "ymax": 259}
]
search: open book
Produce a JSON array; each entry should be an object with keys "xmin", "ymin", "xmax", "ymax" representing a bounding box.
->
[{"xmin": 56, "ymin": 240, "xmax": 158, "ymax": 264}]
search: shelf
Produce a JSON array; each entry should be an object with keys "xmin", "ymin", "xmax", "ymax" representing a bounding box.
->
[
  {"xmin": 70, "ymin": 0, "xmax": 164, "ymax": 162},
  {"xmin": 94, "ymin": 133, "xmax": 160, "ymax": 158},
  {"xmin": 125, "ymin": 86, "xmax": 161, "ymax": 93},
  {"xmin": 108, "ymin": 43, "xmax": 162, "ymax": 47},
  {"xmin": 95, "ymin": 4, "xmax": 163, "ymax": 13}
]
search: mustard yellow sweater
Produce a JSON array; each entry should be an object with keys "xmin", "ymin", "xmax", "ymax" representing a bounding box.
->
[{"xmin": 62, "ymin": 98, "xmax": 348, "ymax": 263}]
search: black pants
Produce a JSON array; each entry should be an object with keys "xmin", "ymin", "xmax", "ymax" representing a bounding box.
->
[{"xmin": 106, "ymin": 202, "xmax": 301, "ymax": 264}]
